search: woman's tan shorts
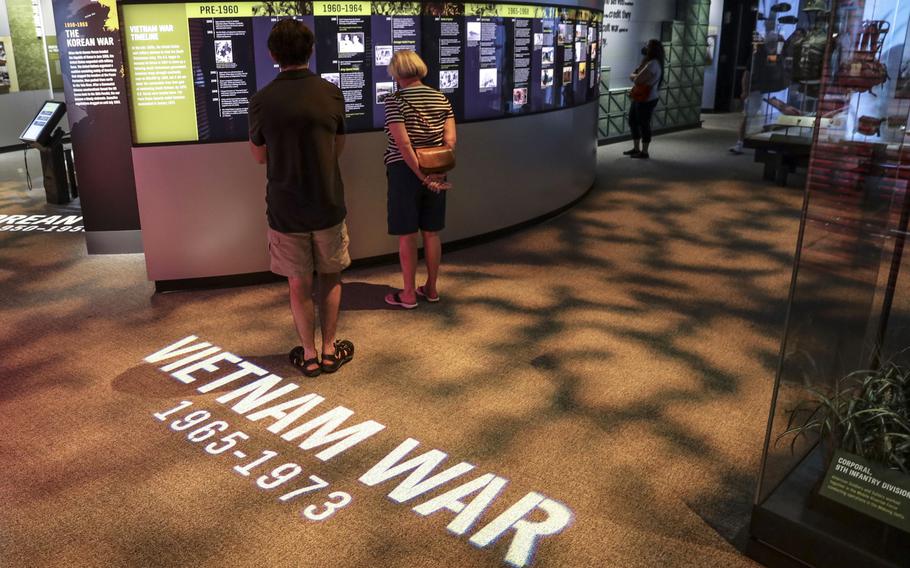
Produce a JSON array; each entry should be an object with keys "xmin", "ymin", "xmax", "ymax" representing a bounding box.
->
[{"xmin": 267, "ymin": 221, "xmax": 351, "ymax": 277}]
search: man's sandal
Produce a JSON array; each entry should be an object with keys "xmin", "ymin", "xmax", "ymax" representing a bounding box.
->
[
  {"xmin": 321, "ymin": 339, "xmax": 355, "ymax": 373},
  {"xmin": 384, "ymin": 291, "xmax": 418, "ymax": 309},
  {"xmin": 289, "ymin": 346, "xmax": 322, "ymax": 377},
  {"xmin": 416, "ymin": 285, "xmax": 440, "ymax": 303}
]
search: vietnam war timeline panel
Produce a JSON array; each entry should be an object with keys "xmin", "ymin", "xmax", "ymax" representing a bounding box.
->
[
  {"xmin": 122, "ymin": 1, "xmax": 603, "ymax": 144},
  {"xmin": 369, "ymin": 3, "xmax": 421, "ymax": 129}
]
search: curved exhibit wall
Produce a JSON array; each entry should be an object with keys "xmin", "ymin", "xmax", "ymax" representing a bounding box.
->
[
  {"xmin": 133, "ymin": 100, "xmax": 596, "ymax": 281},
  {"xmin": 121, "ymin": 0, "xmax": 602, "ymax": 281}
]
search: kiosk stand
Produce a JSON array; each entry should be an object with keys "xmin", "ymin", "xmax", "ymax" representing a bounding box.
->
[{"xmin": 19, "ymin": 101, "xmax": 77, "ymax": 205}]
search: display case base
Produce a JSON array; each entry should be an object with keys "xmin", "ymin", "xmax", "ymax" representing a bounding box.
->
[
  {"xmin": 745, "ymin": 537, "xmax": 810, "ymax": 568},
  {"xmin": 749, "ymin": 447, "xmax": 909, "ymax": 568},
  {"xmin": 743, "ymin": 134, "xmax": 811, "ymax": 187},
  {"xmin": 85, "ymin": 230, "xmax": 144, "ymax": 255}
]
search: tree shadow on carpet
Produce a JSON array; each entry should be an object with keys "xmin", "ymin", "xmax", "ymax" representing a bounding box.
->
[{"xmin": 340, "ymin": 281, "xmax": 400, "ymax": 311}]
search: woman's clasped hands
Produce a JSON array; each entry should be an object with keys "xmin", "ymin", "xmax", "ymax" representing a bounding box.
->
[{"xmin": 423, "ymin": 174, "xmax": 451, "ymax": 193}]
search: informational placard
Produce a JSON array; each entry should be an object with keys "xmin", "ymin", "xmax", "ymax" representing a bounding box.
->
[
  {"xmin": 252, "ymin": 14, "xmax": 316, "ymax": 90},
  {"xmin": 421, "ymin": 3, "xmax": 465, "ymax": 116},
  {"xmin": 124, "ymin": 3, "xmax": 197, "ymax": 143},
  {"xmin": 603, "ymin": 0, "xmax": 633, "ymax": 34},
  {"xmin": 314, "ymin": 1, "xmax": 373, "ymax": 131},
  {"xmin": 121, "ymin": 1, "xmax": 603, "ymax": 144},
  {"xmin": 507, "ymin": 11, "xmax": 531, "ymax": 113},
  {"xmin": 819, "ymin": 450, "xmax": 910, "ymax": 533},
  {"xmin": 188, "ymin": 15, "xmax": 258, "ymax": 141},
  {"xmin": 370, "ymin": 3, "xmax": 420, "ymax": 129},
  {"xmin": 52, "ymin": 0, "xmax": 140, "ymax": 232},
  {"xmin": 535, "ymin": 8, "xmax": 558, "ymax": 110},
  {"xmin": 463, "ymin": 4, "xmax": 505, "ymax": 119},
  {"xmin": 600, "ymin": 0, "xmax": 672, "ymax": 87},
  {"xmin": 575, "ymin": 9, "xmax": 597, "ymax": 102},
  {"xmin": 555, "ymin": 8, "xmax": 575, "ymax": 108}
]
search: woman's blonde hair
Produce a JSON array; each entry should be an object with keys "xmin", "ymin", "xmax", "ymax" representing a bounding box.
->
[{"xmin": 388, "ymin": 49, "xmax": 427, "ymax": 80}]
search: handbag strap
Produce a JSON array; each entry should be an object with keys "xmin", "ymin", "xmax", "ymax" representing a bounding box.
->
[{"xmin": 393, "ymin": 91, "xmax": 434, "ymax": 131}]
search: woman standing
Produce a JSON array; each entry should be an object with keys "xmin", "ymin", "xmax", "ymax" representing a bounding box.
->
[
  {"xmin": 383, "ymin": 50, "xmax": 457, "ymax": 309},
  {"xmin": 625, "ymin": 39, "xmax": 665, "ymax": 159}
]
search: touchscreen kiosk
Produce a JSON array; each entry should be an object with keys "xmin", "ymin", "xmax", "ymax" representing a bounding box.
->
[{"xmin": 20, "ymin": 101, "xmax": 67, "ymax": 147}]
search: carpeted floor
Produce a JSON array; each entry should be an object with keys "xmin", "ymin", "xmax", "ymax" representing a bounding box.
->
[{"xmin": 0, "ymin": 115, "xmax": 805, "ymax": 567}]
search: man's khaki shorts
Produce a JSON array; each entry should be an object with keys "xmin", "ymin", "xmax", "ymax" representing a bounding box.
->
[{"xmin": 267, "ymin": 221, "xmax": 351, "ymax": 277}]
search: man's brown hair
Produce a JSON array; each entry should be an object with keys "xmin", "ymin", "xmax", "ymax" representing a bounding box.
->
[{"xmin": 268, "ymin": 19, "xmax": 315, "ymax": 68}]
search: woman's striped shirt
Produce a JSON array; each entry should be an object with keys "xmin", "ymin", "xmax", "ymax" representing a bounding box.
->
[{"xmin": 383, "ymin": 84, "xmax": 454, "ymax": 166}]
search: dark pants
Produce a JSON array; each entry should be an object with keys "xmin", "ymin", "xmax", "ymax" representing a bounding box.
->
[
  {"xmin": 386, "ymin": 161, "xmax": 446, "ymax": 235},
  {"xmin": 629, "ymin": 99, "xmax": 659, "ymax": 144}
]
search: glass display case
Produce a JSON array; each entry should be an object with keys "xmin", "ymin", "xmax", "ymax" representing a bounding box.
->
[
  {"xmin": 742, "ymin": 0, "xmax": 832, "ymax": 185},
  {"xmin": 750, "ymin": 1, "xmax": 910, "ymax": 566}
]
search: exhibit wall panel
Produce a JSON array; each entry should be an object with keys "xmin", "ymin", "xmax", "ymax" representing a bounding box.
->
[
  {"xmin": 601, "ymin": 0, "xmax": 676, "ymax": 85},
  {"xmin": 132, "ymin": 102, "xmax": 597, "ymax": 282},
  {"xmin": 599, "ymin": 0, "xmax": 710, "ymax": 142},
  {"xmin": 50, "ymin": 0, "xmax": 141, "ymax": 242}
]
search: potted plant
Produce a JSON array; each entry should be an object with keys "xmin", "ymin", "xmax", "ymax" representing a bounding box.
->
[{"xmin": 778, "ymin": 359, "xmax": 910, "ymax": 475}]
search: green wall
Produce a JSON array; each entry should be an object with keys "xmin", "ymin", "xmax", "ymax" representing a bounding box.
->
[{"xmin": 6, "ymin": 0, "xmax": 49, "ymax": 90}]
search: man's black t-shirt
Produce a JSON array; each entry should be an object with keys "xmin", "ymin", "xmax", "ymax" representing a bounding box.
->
[{"xmin": 249, "ymin": 69, "xmax": 346, "ymax": 233}]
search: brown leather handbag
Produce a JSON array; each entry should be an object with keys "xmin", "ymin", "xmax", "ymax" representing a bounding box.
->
[
  {"xmin": 394, "ymin": 93, "xmax": 456, "ymax": 174},
  {"xmin": 630, "ymin": 83, "xmax": 652, "ymax": 103},
  {"xmin": 415, "ymin": 146, "xmax": 455, "ymax": 174},
  {"xmin": 629, "ymin": 60, "xmax": 654, "ymax": 102}
]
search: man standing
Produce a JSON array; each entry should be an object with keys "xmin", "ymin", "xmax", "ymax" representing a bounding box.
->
[{"xmin": 249, "ymin": 19, "xmax": 354, "ymax": 377}]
